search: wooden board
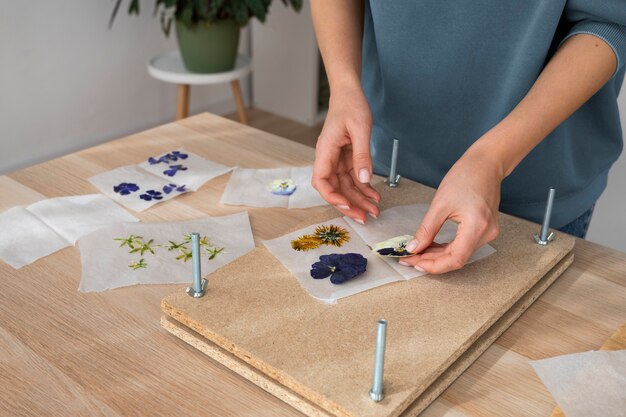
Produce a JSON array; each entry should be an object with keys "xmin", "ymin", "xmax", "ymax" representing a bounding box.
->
[
  {"xmin": 162, "ymin": 178, "xmax": 576, "ymax": 417},
  {"xmin": 548, "ymin": 321, "xmax": 626, "ymax": 417}
]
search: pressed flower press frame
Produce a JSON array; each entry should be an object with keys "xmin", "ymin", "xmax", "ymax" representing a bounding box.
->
[{"xmin": 161, "ymin": 180, "xmax": 575, "ymax": 417}]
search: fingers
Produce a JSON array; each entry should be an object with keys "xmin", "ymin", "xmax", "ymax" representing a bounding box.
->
[
  {"xmin": 337, "ymin": 172, "xmax": 379, "ymax": 221},
  {"xmin": 312, "ymin": 135, "xmax": 351, "ymax": 208},
  {"xmin": 347, "ymin": 168, "xmax": 381, "ymax": 203},
  {"xmin": 405, "ymin": 206, "xmax": 448, "ymax": 255},
  {"xmin": 346, "ymin": 121, "xmax": 373, "ymax": 184}
]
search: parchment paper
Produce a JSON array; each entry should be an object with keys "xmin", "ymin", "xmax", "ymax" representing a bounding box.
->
[
  {"xmin": 89, "ymin": 149, "xmax": 232, "ymax": 212},
  {"xmin": 0, "ymin": 195, "xmax": 138, "ymax": 269},
  {"xmin": 345, "ymin": 203, "xmax": 496, "ymax": 279},
  {"xmin": 531, "ymin": 350, "xmax": 626, "ymax": 417},
  {"xmin": 263, "ymin": 203, "xmax": 495, "ymax": 303},
  {"xmin": 78, "ymin": 211, "xmax": 255, "ymax": 292},
  {"xmin": 220, "ymin": 166, "xmax": 327, "ymax": 209}
]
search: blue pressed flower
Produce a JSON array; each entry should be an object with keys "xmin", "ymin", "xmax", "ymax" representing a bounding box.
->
[
  {"xmin": 163, "ymin": 183, "xmax": 187, "ymax": 194},
  {"xmin": 371, "ymin": 235, "xmax": 414, "ymax": 257},
  {"xmin": 139, "ymin": 190, "xmax": 163, "ymax": 201},
  {"xmin": 163, "ymin": 164, "xmax": 188, "ymax": 177},
  {"xmin": 148, "ymin": 154, "xmax": 171, "ymax": 165},
  {"xmin": 270, "ymin": 179, "xmax": 297, "ymax": 196},
  {"xmin": 310, "ymin": 253, "xmax": 367, "ymax": 285},
  {"xmin": 113, "ymin": 182, "xmax": 140, "ymax": 196},
  {"xmin": 170, "ymin": 151, "xmax": 188, "ymax": 161}
]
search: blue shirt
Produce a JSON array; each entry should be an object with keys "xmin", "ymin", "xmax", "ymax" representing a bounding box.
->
[{"xmin": 362, "ymin": 0, "xmax": 626, "ymax": 227}]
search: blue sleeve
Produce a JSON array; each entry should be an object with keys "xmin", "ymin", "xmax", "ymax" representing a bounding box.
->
[{"xmin": 562, "ymin": 0, "xmax": 626, "ymax": 76}]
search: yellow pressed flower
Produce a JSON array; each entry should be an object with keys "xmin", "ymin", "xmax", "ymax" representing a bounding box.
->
[
  {"xmin": 314, "ymin": 224, "xmax": 350, "ymax": 247},
  {"xmin": 291, "ymin": 234, "xmax": 322, "ymax": 251}
]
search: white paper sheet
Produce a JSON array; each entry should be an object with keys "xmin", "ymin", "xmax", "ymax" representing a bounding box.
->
[
  {"xmin": 0, "ymin": 195, "xmax": 139, "ymax": 269},
  {"xmin": 78, "ymin": 211, "xmax": 255, "ymax": 292},
  {"xmin": 220, "ymin": 166, "xmax": 327, "ymax": 209},
  {"xmin": 0, "ymin": 207, "xmax": 69, "ymax": 269},
  {"xmin": 263, "ymin": 203, "xmax": 495, "ymax": 303},
  {"xmin": 345, "ymin": 203, "xmax": 496, "ymax": 279},
  {"xmin": 89, "ymin": 149, "xmax": 232, "ymax": 212},
  {"xmin": 531, "ymin": 350, "xmax": 626, "ymax": 417}
]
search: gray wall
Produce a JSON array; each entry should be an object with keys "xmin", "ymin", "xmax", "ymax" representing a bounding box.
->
[
  {"xmin": 0, "ymin": 2, "xmax": 624, "ymax": 252},
  {"xmin": 0, "ymin": 1, "xmax": 249, "ymax": 175}
]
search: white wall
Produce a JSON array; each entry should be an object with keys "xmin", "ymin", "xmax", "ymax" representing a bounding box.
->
[
  {"xmin": 586, "ymin": 94, "xmax": 626, "ymax": 252},
  {"xmin": 0, "ymin": 1, "xmax": 250, "ymax": 175}
]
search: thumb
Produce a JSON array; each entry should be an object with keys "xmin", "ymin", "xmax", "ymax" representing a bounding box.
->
[
  {"xmin": 347, "ymin": 122, "xmax": 372, "ymax": 184},
  {"xmin": 407, "ymin": 208, "xmax": 448, "ymax": 254}
]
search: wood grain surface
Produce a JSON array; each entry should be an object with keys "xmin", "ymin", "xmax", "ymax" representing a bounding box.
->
[{"xmin": 1, "ymin": 113, "xmax": 625, "ymax": 417}]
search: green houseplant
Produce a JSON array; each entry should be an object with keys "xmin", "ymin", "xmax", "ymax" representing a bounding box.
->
[{"xmin": 111, "ymin": 0, "xmax": 302, "ymax": 73}]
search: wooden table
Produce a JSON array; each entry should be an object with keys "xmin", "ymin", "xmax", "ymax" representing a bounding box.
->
[{"xmin": 1, "ymin": 113, "xmax": 625, "ymax": 417}]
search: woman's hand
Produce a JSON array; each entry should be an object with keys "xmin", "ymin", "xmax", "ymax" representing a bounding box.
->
[
  {"xmin": 400, "ymin": 141, "xmax": 504, "ymax": 274},
  {"xmin": 312, "ymin": 87, "xmax": 381, "ymax": 223}
]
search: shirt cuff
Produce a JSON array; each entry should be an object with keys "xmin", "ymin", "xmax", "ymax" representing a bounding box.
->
[{"xmin": 561, "ymin": 20, "xmax": 626, "ymax": 77}]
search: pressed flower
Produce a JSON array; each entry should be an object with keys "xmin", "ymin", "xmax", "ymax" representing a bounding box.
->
[
  {"xmin": 310, "ymin": 253, "xmax": 367, "ymax": 284},
  {"xmin": 371, "ymin": 235, "xmax": 414, "ymax": 257},
  {"xmin": 163, "ymin": 164, "xmax": 188, "ymax": 177},
  {"xmin": 114, "ymin": 234, "xmax": 143, "ymax": 249},
  {"xmin": 314, "ymin": 224, "xmax": 350, "ymax": 247},
  {"xmin": 163, "ymin": 183, "xmax": 187, "ymax": 194},
  {"xmin": 148, "ymin": 150, "xmax": 188, "ymax": 165},
  {"xmin": 291, "ymin": 234, "xmax": 322, "ymax": 251},
  {"xmin": 270, "ymin": 179, "xmax": 297, "ymax": 196},
  {"xmin": 129, "ymin": 258, "xmax": 147, "ymax": 270},
  {"xmin": 140, "ymin": 190, "xmax": 164, "ymax": 201},
  {"xmin": 113, "ymin": 182, "xmax": 140, "ymax": 196}
]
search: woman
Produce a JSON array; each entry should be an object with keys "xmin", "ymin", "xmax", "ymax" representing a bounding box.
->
[{"xmin": 311, "ymin": 1, "xmax": 626, "ymax": 274}]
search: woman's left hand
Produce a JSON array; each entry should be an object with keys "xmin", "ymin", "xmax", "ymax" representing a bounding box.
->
[{"xmin": 400, "ymin": 141, "xmax": 504, "ymax": 274}]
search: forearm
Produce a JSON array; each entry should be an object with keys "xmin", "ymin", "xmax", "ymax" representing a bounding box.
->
[
  {"xmin": 472, "ymin": 34, "xmax": 618, "ymax": 178},
  {"xmin": 311, "ymin": 0, "xmax": 364, "ymax": 93}
]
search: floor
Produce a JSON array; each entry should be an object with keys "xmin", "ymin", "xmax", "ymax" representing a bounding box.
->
[{"xmin": 224, "ymin": 107, "xmax": 323, "ymax": 149}]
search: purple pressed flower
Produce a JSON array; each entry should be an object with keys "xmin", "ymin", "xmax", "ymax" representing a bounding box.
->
[
  {"xmin": 163, "ymin": 164, "xmax": 188, "ymax": 177},
  {"xmin": 310, "ymin": 253, "xmax": 367, "ymax": 284},
  {"xmin": 139, "ymin": 190, "xmax": 163, "ymax": 201},
  {"xmin": 162, "ymin": 183, "xmax": 187, "ymax": 194},
  {"xmin": 170, "ymin": 151, "xmax": 188, "ymax": 161},
  {"xmin": 113, "ymin": 182, "xmax": 139, "ymax": 196}
]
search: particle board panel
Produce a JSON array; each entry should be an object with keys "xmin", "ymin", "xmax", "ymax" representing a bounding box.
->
[
  {"xmin": 162, "ymin": 179, "xmax": 575, "ymax": 417},
  {"xmin": 162, "ymin": 252, "xmax": 574, "ymax": 417}
]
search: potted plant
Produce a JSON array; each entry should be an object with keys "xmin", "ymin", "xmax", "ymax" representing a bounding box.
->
[{"xmin": 110, "ymin": 0, "xmax": 302, "ymax": 73}]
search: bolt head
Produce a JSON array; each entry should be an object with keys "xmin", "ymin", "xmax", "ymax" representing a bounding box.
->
[{"xmin": 369, "ymin": 389, "xmax": 384, "ymax": 402}]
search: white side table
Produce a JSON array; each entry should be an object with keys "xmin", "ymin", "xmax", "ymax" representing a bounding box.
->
[{"xmin": 148, "ymin": 50, "xmax": 252, "ymax": 123}]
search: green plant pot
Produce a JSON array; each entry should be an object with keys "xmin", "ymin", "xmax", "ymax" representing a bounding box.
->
[{"xmin": 175, "ymin": 19, "xmax": 240, "ymax": 73}]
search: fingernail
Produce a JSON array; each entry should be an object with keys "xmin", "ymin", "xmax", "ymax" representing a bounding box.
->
[
  {"xmin": 405, "ymin": 239, "xmax": 419, "ymax": 253},
  {"xmin": 354, "ymin": 218, "xmax": 365, "ymax": 225},
  {"xmin": 398, "ymin": 260, "xmax": 410, "ymax": 266},
  {"xmin": 414, "ymin": 265, "xmax": 425, "ymax": 272},
  {"xmin": 358, "ymin": 168, "xmax": 371, "ymax": 184},
  {"xmin": 336, "ymin": 205, "xmax": 350, "ymax": 210},
  {"xmin": 368, "ymin": 212, "xmax": 378, "ymax": 219}
]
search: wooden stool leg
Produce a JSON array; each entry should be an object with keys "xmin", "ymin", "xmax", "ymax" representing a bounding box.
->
[
  {"xmin": 230, "ymin": 80, "xmax": 248, "ymax": 125},
  {"xmin": 176, "ymin": 84, "xmax": 190, "ymax": 120}
]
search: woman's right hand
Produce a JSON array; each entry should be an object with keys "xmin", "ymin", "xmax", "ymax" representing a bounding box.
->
[{"xmin": 312, "ymin": 87, "xmax": 381, "ymax": 223}]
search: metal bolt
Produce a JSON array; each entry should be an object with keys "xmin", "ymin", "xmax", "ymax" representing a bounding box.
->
[
  {"xmin": 186, "ymin": 232, "xmax": 207, "ymax": 298},
  {"xmin": 369, "ymin": 319, "xmax": 387, "ymax": 402},
  {"xmin": 385, "ymin": 139, "xmax": 401, "ymax": 188},
  {"xmin": 534, "ymin": 187, "xmax": 556, "ymax": 245}
]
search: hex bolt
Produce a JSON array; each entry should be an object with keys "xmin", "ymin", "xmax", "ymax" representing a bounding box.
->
[
  {"xmin": 185, "ymin": 232, "xmax": 207, "ymax": 298},
  {"xmin": 386, "ymin": 139, "xmax": 401, "ymax": 188},
  {"xmin": 534, "ymin": 187, "xmax": 556, "ymax": 245},
  {"xmin": 369, "ymin": 319, "xmax": 387, "ymax": 402}
]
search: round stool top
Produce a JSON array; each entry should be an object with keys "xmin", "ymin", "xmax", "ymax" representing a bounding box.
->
[{"xmin": 148, "ymin": 50, "xmax": 252, "ymax": 85}]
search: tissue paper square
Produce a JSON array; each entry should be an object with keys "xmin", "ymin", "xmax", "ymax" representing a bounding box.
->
[
  {"xmin": 78, "ymin": 211, "xmax": 255, "ymax": 292},
  {"xmin": 0, "ymin": 195, "xmax": 138, "ymax": 269},
  {"xmin": 89, "ymin": 149, "xmax": 232, "ymax": 212},
  {"xmin": 263, "ymin": 203, "xmax": 495, "ymax": 303},
  {"xmin": 220, "ymin": 166, "xmax": 327, "ymax": 209}
]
